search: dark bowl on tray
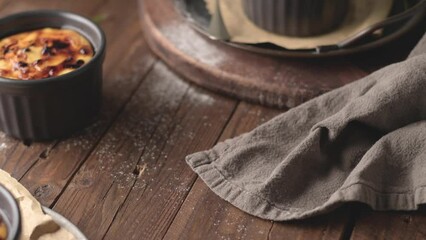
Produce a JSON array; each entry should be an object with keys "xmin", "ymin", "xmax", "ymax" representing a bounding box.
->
[
  {"xmin": 242, "ymin": 0, "xmax": 350, "ymax": 37},
  {"xmin": 0, "ymin": 10, "xmax": 106, "ymax": 140},
  {"xmin": 0, "ymin": 184, "xmax": 20, "ymax": 240}
]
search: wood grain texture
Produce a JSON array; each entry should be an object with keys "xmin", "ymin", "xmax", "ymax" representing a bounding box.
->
[
  {"xmin": 350, "ymin": 207, "xmax": 426, "ymax": 240},
  {"xmin": 52, "ymin": 63, "xmax": 237, "ymax": 240},
  {"xmin": 141, "ymin": 0, "xmax": 367, "ymax": 109},
  {"xmin": 268, "ymin": 207, "xmax": 354, "ymax": 240},
  {"xmin": 0, "ymin": 0, "xmax": 105, "ymax": 18},
  {"xmin": 52, "ymin": 63, "xmax": 193, "ymax": 239},
  {"xmin": 102, "ymin": 84, "xmax": 237, "ymax": 240},
  {"xmin": 164, "ymin": 103, "xmax": 280, "ymax": 240},
  {"xmin": 0, "ymin": 1, "xmax": 422, "ymax": 240},
  {"xmin": 165, "ymin": 102, "xmax": 355, "ymax": 240},
  {"xmin": 0, "ymin": 0, "xmax": 11, "ymax": 13},
  {"xmin": 166, "ymin": 177, "xmax": 274, "ymax": 240}
]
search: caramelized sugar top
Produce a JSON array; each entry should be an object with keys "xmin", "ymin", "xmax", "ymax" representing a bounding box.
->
[
  {"xmin": 0, "ymin": 28, "xmax": 94, "ymax": 80},
  {"xmin": 0, "ymin": 218, "xmax": 6, "ymax": 240}
]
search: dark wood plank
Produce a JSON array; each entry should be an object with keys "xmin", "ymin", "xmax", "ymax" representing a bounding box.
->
[
  {"xmin": 167, "ymin": 178, "xmax": 274, "ymax": 240},
  {"xmin": 0, "ymin": 141, "xmax": 56, "ymax": 178},
  {"xmin": 350, "ymin": 207, "xmax": 426, "ymax": 240},
  {"xmin": 0, "ymin": 2, "xmax": 420, "ymax": 240},
  {"xmin": 52, "ymin": 62, "xmax": 192, "ymax": 239},
  {"xmin": 0, "ymin": 0, "xmax": 11, "ymax": 11},
  {"xmin": 102, "ymin": 92, "xmax": 237, "ymax": 240},
  {"xmin": 0, "ymin": 0, "xmax": 104, "ymax": 18},
  {"xmin": 164, "ymin": 102, "xmax": 281, "ymax": 240},
  {"xmin": 51, "ymin": 63, "xmax": 237, "ymax": 240},
  {"xmin": 165, "ymin": 102, "xmax": 356, "ymax": 240},
  {"xmin": 268, "ymin": 207, "xmax": 354, "ymax": 240}
]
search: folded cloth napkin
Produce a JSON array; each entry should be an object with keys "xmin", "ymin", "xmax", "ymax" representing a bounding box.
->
[{"xmin": 186, "ymin": 33, "xmax": 426, "ymax": 220}]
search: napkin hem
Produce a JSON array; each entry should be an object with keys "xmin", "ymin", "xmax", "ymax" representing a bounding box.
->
[{"xmin": 186, "ymin": 150, "xmax": 426, "ymax": 220}]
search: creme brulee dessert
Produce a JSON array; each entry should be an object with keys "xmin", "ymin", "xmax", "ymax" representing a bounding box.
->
[
  {"xmin": 0, "ymin": 28, "xmax": 94, "ymax": 80},
  {"xmin": 0, "ymin": 218, "xmax": 6, "ymax": 240}
]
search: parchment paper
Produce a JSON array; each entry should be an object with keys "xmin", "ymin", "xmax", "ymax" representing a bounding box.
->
[
  {"xmin": 0, "ymin": 169, "xmax": 75, "ymax": 240},
  {"xmin": 206, "ymin": 0, "xmax": 393, "ymax": 49}
]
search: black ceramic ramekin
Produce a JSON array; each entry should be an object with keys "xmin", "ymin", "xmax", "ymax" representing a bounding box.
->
[
  {"xmin": 0, "ymin": 184, "xmax": 20, "ymax": 240},
  {"xmin": 0, "ymin": 10, "xmax": 105, "ymax": 140},
  {"xmin": 243, "ymin": 0, "xmax": 349, "ymax": 37}
]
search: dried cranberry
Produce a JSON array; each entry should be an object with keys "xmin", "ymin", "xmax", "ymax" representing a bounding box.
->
[
  {"xmin": 18, "ymin": 61, "xmax": 28, "ymax": 68},
  {"xmin": 52, "ymin": 40, "xmax": 70, "ymax": 49}
]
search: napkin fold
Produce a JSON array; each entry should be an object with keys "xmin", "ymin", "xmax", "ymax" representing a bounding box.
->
[{"xmin": 186, "ymin": 33, "xmax": 426, "ymax": 220}]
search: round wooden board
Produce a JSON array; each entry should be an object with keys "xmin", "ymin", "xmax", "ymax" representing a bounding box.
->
[{"xmin": 139, "ymin": 0, "xmax": 367, "ymax": 108}]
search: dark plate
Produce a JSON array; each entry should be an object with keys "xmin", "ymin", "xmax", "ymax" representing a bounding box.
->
[{"xmin": 177, "ymin": 0, "xmax": 425, "ymax": 58}]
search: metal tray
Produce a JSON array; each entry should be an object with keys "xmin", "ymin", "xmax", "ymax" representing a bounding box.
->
[
  {"xmin": 43, "ymin": 207, "xmax": 88, "ymax": 240},
  {"xmin": 178, "ymin": 0, "xmax": 425, "ymax": 58}
]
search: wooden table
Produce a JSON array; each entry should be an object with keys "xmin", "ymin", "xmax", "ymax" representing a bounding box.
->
[{"xmin": 0, "ymin": 1, "xmax": 424, "ymax": 239}]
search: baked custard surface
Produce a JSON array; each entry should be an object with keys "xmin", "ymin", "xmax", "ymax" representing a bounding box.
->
[{"xmin": 0, "ymin": 28, "xmax": 94, "ymax": 80}]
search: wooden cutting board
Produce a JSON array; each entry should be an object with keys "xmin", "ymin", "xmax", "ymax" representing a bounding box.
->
[{"xmin": 139, "ymin": 0, "xmax": 367, "ymax": 108}]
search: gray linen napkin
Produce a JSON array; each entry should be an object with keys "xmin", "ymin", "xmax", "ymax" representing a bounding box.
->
[{"xmin": 186, "ymin": 33, "xmax": 426, "ymax": 220}]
